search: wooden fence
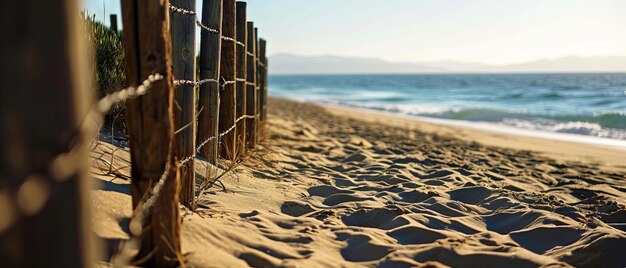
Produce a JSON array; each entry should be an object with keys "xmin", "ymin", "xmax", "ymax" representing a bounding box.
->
[{"xmin": 0, "ymin": 0, "xmax": 269, "ymax": 266}]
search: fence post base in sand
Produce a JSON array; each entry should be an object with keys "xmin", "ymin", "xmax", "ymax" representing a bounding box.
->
[
  {"xmin": 120, "ymin": 0, "xmax": 182, "ymax": 266},
  {"xmin": 198, "ymin": 0, "xmax": 223, "ymax": 165},
  {"xmin": 219, "ymin": 0, "xmax": 238, "ymax": 160},
  {"xmin": 171, "ymin": 0, "xmax": 197, "ymax": 210},
  {"xmin": 235, "ymin": 2, "xmax": 248, "ymax": 157},
  {"xmin": 245, "ymin": 21, "xmax": 258, "ymax": 149}
]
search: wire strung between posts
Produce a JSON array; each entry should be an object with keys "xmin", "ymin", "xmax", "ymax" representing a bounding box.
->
[
  {"xmin": 169, "ymin": 4, "xmax": 220, "ymax": 34},
  {"xmin": 94, "ymin": 74, "xmax": 164, "ymax": 114},
  {"xmin": 168, "ymin": 4, "xmax": 196, "ymax": 15},
  {"xmin": 181, "ymin": 79, "xmax": 235, "ymax": 91},
  {"xmin": 173, "ymin": 78, "xmax": 220, "ymax": 87},
  {"xmin": 139, "ymin": 165, "xmax": 171, "ymax": 211},
  {"xmin": 196, "ymin": 20, "xmax": 219, "ymax": 34},
  {"xmin": 50, "ymin": 74, "xmax": 165, "ymax": 185},
  {"xmin": 198, "ymin": 114, "xmax": 259, "ymax": 152},
  {"xmin": 93, "ymin": 74, "xmax": 170, "ymax": 212},
  {"xmin": 182, "ymin": 113, "xmax": 260, "ymax": 167},
  {"xmin": 174, "ymin": 78, "xmax": 237, "ymax": 92},
  {"xmin": 222, "ymin": 80, "xmax": 236, "ymax": 88},
  {"xmin": 169, "ymin": 4, "xmax": 244, "ymax": 47},
  {"xmin": 221, "ymin": 36, "xmax": 245, "ymax": 47}
]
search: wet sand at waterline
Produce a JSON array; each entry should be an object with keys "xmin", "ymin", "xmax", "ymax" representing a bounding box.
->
[{"xmin": 93, "ymin": 98, "xmax": 626, "ymax": 267}]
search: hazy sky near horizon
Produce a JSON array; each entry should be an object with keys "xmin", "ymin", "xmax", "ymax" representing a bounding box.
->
[{"xmin": 83, "ymin": 0, "xmax": 626, "ymax": 65}]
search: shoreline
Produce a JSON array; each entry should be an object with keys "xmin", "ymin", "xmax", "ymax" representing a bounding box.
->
[
  {"xmin": 326, "ymin": 103, "xmax": 626, "ymax": 148},
  {"xmin": 303, "ymin": 100, "xmax": 626, "ymax": 149},
  {"xmin": 309, "ymin": 99, "xmax": 626, "ymax": 171}
]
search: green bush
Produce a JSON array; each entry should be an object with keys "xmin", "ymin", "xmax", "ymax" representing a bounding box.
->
[{"xmin": 82, "ymin": 12, "xmax": 127, "ymax": 132}]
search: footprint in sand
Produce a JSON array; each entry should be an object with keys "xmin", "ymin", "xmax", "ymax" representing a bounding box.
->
[
  {"xmin": 335, "ymin": 233, "xmax": 393, "ymax": 262},
  {"xmin": 341, "ymin": 207, "xmax": 410, "ymax": 230}
]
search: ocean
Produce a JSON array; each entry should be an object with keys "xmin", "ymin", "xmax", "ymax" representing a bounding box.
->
[{"xmin": 269, "ymin": 73, "xmax": 626, "ymax": 141}]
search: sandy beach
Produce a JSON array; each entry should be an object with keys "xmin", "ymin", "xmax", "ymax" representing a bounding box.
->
[{"xmin": 93, "ymin": 98, "xmax": 626, "ymax": 267}]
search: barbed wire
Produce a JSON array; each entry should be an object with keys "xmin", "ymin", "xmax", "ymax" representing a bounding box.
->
[
  {"xmin": 139, "ymin": 164, "xmax": 171, "ymax": 211},
  {"xmin": 94, "ymin": 74, "xmax": 164, "ymax": 114},
  {"xmin": 174, "ymin": 78, "xmax": 219, "ymax": 87},
  {"xmin": 168, "ymin": 4, "xmax": 196, "ymax": 15},
  {"xmin": 183, "ymin": 113, "xmax": 259, "ymax": 167},
  {"xmin": 91, "ymin": 74, "xmax": 173, "ymax": 215},
  {"xmin": 47, "ymin": 74, "xmax": 165, "ymax": 186},
  {"xmin": 221, "ymin": 36, "xmax": 245, "ymax": 47},
  {"xmin": 174, "ymin": 78, "xmax": 240, "ymax": 93},
  {"xmin": 196, "ymin": 20, "xmax": 220, "ymax": 34},
  {"xmin": 169, "ymin": 4, "xmax": 220, "ymax": 34},
  {"xmin": 222, "ymin": 80, "xmax": 237, "ymax": 87},
  {"xmin": 169, "ymin": 3, "xmax": 255, "ymax": 68}
]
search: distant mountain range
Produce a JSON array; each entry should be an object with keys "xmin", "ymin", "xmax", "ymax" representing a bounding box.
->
[{"xmin": 268, "ymin": 54, "xmax": 626, "ymax": 74}]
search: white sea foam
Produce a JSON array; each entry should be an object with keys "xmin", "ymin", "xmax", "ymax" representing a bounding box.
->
[
  {"xmin": 501, "ymin": 119, "xmax": 626, "ymax": 140},
  {"xmin": 323, "ymin": 100, "xmax": 626, "ymax": 141},
  {"xmin": 331, "ymin": 101, "xmax": 459, "ymax": 115}
]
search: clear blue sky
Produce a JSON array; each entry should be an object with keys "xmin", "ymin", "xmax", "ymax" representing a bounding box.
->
[{"xmin": 83, "ymin": 0, "xmax": 626, "ymax": 65}]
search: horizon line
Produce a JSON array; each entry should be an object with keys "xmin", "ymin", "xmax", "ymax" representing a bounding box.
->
[
  {"xmin": 269, "ymin": 71, "xmax": 626, "ymax": 76},
  {"xmin": 269, "ymin": 53, "xmax": 626, "ymax": 67}
]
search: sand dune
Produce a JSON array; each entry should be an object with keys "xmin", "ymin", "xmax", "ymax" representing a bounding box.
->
[{"xmin": 93, "ymin": 98, "xmax": 626, "ymax": 267}]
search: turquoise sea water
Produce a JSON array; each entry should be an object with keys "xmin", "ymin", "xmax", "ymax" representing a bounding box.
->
[{"xmin": 269, "ymin": 73, "xmax": 626, "ymax": 140}]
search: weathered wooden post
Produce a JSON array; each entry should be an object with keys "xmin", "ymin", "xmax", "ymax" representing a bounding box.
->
[
  {"xmin": 245, "ymin": 21, "xmax": 257, "ymax": 149},
  {"xmin": 219, "ymin": 0, "xmax": 237, "ymax": 159},
  {"xmin": 0, "ymin": 0, "xmax": 94, "ymax": 266},
  {"xmin": 198, "ymin": 0, "xmax": 223, "ymax": 165},
  {"xmin": 259, "ymin": 38, "xmax": 268, "ymax": 128},
  {"xmin": 170, "ymin": 0, "xmax": 197, "ymax": 209},
  {"xmin": 110, "ymin": 14, "xmax": 119, "ymax": 32},
  {"xmin": 235, "ymin": 2, "xmax": 248, "ymax": 156},
  {"xmin": 120, "ymin": 0, "xmax": 182, "ymax": 266},
  {"xmin": 262, "ymin": 39, "xmax": 269, "ymax": 123},
  {"xmin": 255, "ymin": 28, "xmax": 262, "ymax": 137}
]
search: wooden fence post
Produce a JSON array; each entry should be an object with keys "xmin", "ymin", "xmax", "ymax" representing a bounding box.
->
[
  {"xmin": 110, "ymin": 14, "xmax": 118, "ymax": 32},
  {"xmin": 219, "ymin": 0, "xmax": 237, "ymax": 160},
  {"xmin": 245, "ymin": 22, "xmax": 257, "ymax": 149},
  {"xmin": 120, "ymin": 0, "xmax": 182, "ymax": 266},
  {"xmin": 259, "ymin": 38, "xmax": 268, "ymax": 128},
  {"xmin": 255, "ymin": 28, "xmax": 261, "ymax": 137},
  {"xmin": 170, "ymin": 0, "xmax": 197, "ymax": 209},
  {"xmin": 235, "ymin": 2, "xmax": 247, "ymax": 156},
  {"xmin": 0, "ymin": 0, "xmax": 94, "ymax": 266},
  {"xmin": 264, "ymin": 44, "xmax": 269, "ymax": 124},
  {"xmin": 198, "ymin": 0, "xmax": 223, "ymax": 165}
]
